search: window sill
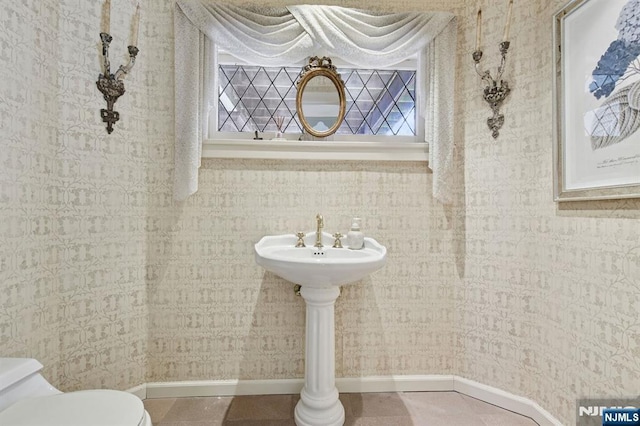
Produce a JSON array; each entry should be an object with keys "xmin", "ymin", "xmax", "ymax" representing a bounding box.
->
[{"xmin": 201, "ymin": 139, "xmax": 428, "ymax": 161}]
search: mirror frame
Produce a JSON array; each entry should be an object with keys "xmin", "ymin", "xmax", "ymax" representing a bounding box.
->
[{"xmin": 296, "ymin": 56, "xmax": 346, "ymax": 138}]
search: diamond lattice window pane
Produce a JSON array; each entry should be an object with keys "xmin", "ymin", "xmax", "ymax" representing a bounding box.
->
[{"xmin": 218, "ymin": 64, "xmax": 416, "ymax": 136}]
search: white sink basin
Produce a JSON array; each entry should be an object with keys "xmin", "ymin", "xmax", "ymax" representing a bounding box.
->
[{"xmin": 255, "ymin": 232, "xmax": 386, "ymax": 287}]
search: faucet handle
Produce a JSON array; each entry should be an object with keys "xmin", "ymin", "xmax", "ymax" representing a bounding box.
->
[
  {"xmin": 332, "ymin": 232, "xmax": 343, "ymax": 248},
  {"xmin": 295, "ymin": 232, "xmax": 306, "ymax": 247}
]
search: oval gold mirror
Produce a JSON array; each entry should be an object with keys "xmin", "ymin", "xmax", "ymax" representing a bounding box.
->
[{"xmin": 296, "ymin": 57, "xmax": 346, "ymax": 138}]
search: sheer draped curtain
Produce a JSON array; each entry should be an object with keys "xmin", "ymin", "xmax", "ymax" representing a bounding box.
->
[{"xmin": 174, "ymin": 1, "xmax": 457, "ymax": 203}]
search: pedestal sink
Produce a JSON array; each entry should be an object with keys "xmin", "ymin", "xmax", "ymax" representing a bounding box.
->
[{"xmin": 255, "ymin": 232, "xmax": 386, "ymax": 426}]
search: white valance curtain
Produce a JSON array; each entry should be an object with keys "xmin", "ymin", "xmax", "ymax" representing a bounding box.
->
[{"xmin": 174, "ymin": 1, "xmax": 457, "ymax": 203}]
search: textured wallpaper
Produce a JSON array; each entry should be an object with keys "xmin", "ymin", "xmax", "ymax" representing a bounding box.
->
[
  {"xmin": 145, "ymin": 0, "xmax": 465, "ymax": 382},
  {"xmin": 0, "ymin": 0, "xmax": 148, "ymax": 391},
  {"xmin": 1, "ymin": 0, "xmax": 639, "ymax": 424},
  {"xmin": 147, "ymin": 158, "xmax": 461, "ymax": 380},
  {"xmin": 455, "ymin": 1, "xmax": 640, "ymax": 424},
  {"xmin": 0, "ymin": 0, "xmax": 61, "ymax": 384}
]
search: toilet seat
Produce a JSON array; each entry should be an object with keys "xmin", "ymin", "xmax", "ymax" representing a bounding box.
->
[{"xmin": 0, "ymin": 389, "xmax": 146, "ymax": 426}]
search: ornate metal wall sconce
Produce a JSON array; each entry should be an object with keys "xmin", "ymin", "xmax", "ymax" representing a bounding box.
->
[
  {"xmin": 96, "ymin": 33, "xmax": 139, "ymax": 134},
  {"xmin": 96, "ymin": 1, "xmax": 140, "ymax": 134},
  {"xmin": 472, "ymin": 41, "xmax": 511, "ymax": 139},
  {"xmin": 473, "ymin": 0, "xmax": 513, "ymax": 139}
]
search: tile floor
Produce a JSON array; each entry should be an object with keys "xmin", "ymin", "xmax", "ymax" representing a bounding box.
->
[{"xmin": 143, "ymin": 391, "xmax": 539, "ymax": 426}]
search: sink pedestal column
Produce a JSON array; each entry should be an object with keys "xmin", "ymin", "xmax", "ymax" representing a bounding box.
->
[{"xmin": 294, "ymin": 285, "xmax": 344, "ymax": 426}]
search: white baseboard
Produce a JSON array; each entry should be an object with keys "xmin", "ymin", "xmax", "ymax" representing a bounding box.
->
[
  {"xmin": 127, "ymin": 383, "xmax": 147, "ymax": 400},
  {"xmin": 453, "ymin": 377, "xmax": 562, "ymax": 426},
  {"xmin": 145, "ymin": 378, "xmax": 304, "ymax": 398},
  {"xmin": 135, "ymin": 375, "xmax": 562, "ymax": 425},
  {"xmin": 337, "ymin": 375, "xmax": 454, "ymax": 393}
]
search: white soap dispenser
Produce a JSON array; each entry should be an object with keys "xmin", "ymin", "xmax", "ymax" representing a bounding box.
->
[{"xmin": 347, "ymin": 217, "xmax": 364, "ymax": 250}]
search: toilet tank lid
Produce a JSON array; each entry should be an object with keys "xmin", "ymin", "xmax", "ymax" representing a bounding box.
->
[{"xmin": 0, "ymin": 358, "xmax": 43, "ymax": 390}]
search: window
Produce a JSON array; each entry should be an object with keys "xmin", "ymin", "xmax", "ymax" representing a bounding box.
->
[
  {"xmin": 174, "ymin": 0, "xmax": 457, "ymax": 194},
  {"xmin": 216, "ymin": 62, "xmax": 417, "ymax": 137}
]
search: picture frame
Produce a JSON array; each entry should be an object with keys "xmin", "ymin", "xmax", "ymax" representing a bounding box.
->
[{"xmin": 553, "ymin": 0, "xmax": 640, "ymax": 201}]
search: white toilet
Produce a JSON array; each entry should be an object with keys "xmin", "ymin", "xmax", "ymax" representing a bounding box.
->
[{"xmin": 0, "ymin": 358, "xmax": 152, "ymax": 425}]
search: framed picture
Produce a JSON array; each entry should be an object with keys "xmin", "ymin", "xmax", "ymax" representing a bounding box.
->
[{"xmin": 553, "ymin": 0, "xmax": 640, "ymax": 201}]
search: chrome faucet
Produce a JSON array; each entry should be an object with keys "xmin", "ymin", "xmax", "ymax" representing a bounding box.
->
[{"xmin": 315, "ymin": 213, "xmax": 324, "ymax": 247}]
